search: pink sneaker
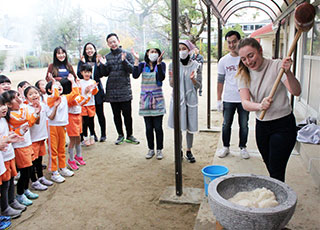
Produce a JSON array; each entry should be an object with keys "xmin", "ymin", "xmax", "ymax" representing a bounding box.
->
[
  {"xmin": 75, "ymin": 156, "xmax": 86, "ymax": 166},
  {"xmin": 67, "ymin": 159, "xmax": 79, "ymax": 170}
]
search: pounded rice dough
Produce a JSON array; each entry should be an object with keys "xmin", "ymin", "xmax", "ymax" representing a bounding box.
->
[{"xmin": 228, "ymin": 187, "xmax": 279, "ymax": 208}]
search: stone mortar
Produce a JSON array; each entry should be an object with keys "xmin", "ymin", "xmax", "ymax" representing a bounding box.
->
[{"xmin": 208, "ymin": 174, "xmax": 297, "ymax": 230}]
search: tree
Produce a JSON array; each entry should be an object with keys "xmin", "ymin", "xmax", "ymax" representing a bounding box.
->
[{"xmin": 157, "ymin": 0, "xmax": 207, "ymax": 44}]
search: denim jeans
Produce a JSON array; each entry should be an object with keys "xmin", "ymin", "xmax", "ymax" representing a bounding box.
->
[
  {"xmin": 255, "ymin": 113, "xmax": 297, "ymax": 182},
  {"xmin": 222, "ymin": 102, "xmax": 249, "ymax": 148}
]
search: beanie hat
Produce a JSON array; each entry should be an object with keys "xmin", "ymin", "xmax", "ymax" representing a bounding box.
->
[{"xmin": 179, "ymin": 40, "xmax": 196, "ymax": 51}]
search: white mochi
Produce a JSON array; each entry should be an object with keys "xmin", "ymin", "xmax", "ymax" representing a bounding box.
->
[{"xmin": 228, "ymin": 187, "xmax": 279, "ymax": 208}]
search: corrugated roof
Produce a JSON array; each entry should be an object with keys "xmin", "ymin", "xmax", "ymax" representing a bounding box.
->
[{"xmin": 203, "ymin": 0, "xmax": 302, "ymax": 25}]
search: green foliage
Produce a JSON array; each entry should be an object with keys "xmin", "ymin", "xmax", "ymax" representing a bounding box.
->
[
  {"xmin": 25, "ymin": 56, "xmax": 40, "ymax": 68},
  {"xmin": 222, "ymin": 24, "xmax": 245, "ymax": 40},
  {"xmin": 0, "ymin": 51, "xmax": 7, "ymax": 71}
]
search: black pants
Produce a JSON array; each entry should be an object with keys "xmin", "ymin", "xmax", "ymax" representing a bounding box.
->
[
  {"xmin": 95, "ymin": 103, "xmax": 106, "ymax": 138},
  {"xmin": 30, "ymin": 156, "xmax": 43, "ymax": 182},
  {"xmin": 82, "ymin": 116, "xmax": 95, "ymax": 137},
  {"xmin": 17, "ymin": 167, "xmax": 31, "ymax": 195},
  {"xmin": 110, "ymin": 101, "xmax": 132, "ymax": 137},
  {"xmin": 0, "ymin": 177, "xmax": 15, "ymax": 211},
  {"xmin": 255, "ymin": 113, "xmax": 297, "ymax": 182},
  {"xmin": 144, "ymin": 116, "xmax": 164, "ymax": 150}
]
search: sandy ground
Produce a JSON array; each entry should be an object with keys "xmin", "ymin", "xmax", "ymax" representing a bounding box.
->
[{"xmin": 5, "ymin": 62, "xmax": 222, "ymax": 230}]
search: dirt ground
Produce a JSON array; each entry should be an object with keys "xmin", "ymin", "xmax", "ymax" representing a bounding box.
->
[{"xmin": 6, "ymin": 63, "xmax": 222, "ymax": 230}]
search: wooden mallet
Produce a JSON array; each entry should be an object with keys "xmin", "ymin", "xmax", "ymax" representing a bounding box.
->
[{"xmin": 259, "ymin": 2, "xmax": 316, "ymax": 120}]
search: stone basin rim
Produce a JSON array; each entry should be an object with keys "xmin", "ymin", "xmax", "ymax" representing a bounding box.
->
[{"xmin": 208, "ymin": 173, "xmax": 297, "ymax": 214}]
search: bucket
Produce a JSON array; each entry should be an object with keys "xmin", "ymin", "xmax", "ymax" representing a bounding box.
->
[{"xmin": 201, "ymin": 165, "xmax": 229, "ymax": 196}]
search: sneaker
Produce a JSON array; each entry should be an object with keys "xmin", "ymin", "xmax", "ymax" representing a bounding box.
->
[
  {"xmin": 31, "ymin": 181, "xmax": 48, "ymax": 191},
  {"xmin": 14, "ymin": 171, "xmax": 20, "ymax": 181},
  {"xmin": 16, "ymin": 194, "xmax": 32, "ymax": 206},
  {"xmin": 145, "ymin": 149, "xmax": 155, "ymax": 159},
  {"xmin": 125, "ymin": 135, "xmax": 140, "ymax": 145},
  {"xmin": 24, "ymin": 189, "xmax": 39, "ymax": 199},
  {"xmin": 240, "ymin": 147, "xmax": 250, "ymax": 159},
  {"xmin": 0, "ymin": 216, "xmax": 11, "ymax": 222},
  {"xmin": 0, "ymin": 220, "xmax": 11, "ymax": 229},
  {"xmin": 51, "ymin": 172, "xmax": 65, "ymax": 183},
  {"xmin": 156, "ymin": 150, "xmax": 163, "ymax": 160},
  {"xmin": 67, "ymin": 159, "xmax": 79, "ymax": 170},
  {"xmin": 39, "ymin": 176, "xmax": 53, "ymax": 186},
  {"xmin": 100, "ymin": 136, "xmax": 107, "ymax": 142},
  {"xmin": 217, "ymin": 147, "xmax": 230, "ymax": 158},
  {"xmin": 1, "ymin": 206, "xmax": 21, "ymax": 219},
  {"xmin": 115, "ymin": 135, "xmax": 124, "ymax": 145},
  {"xmin": 74, "ymin": 156, "xmax": 86, "ymax": 166},
  {"xmin": 9, "ymin": 199, "xmax": 27, "ymax": 212},
  {"xmin": 185, "ymin": 151, "xmax": 196, "ymax": 163},
  {"xmin": 59, "ymin": 167, "xmax": 74, "ymax": 177},
  {"xmin": 90, "ymin": 135, "xmax": 95, "ymax": 145}
]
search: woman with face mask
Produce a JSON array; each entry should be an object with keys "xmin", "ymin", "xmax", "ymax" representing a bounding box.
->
[
  {"xmin": 168, "ymin": 40, "xmax": 201, "ymax": 163},
  {"xmin": 132, "ymin": 43, "xmax": 166, "ymax": 160}
]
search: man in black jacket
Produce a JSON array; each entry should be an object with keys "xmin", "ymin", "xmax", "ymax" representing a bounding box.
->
[{"xmin": 98, "ymin": 33, "xmax": 140, "ymax": 145}]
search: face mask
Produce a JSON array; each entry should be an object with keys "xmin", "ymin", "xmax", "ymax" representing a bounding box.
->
[
  {"xmin": 179, "ymin": 50, "xmax": 189, "ymax": 59},
  {"xmin": 148, "ymin": 53, "xmax": 159, "ymax": 62}
]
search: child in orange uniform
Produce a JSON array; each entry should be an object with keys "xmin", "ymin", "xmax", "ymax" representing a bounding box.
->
[
  {"xmin": 25, "ymin": 86, "xmax": 56, "ymax": 190},
  {"xmin": 0, "ymin": 95, "xmax": 26, "ymax": 219},
  {"xmin": 66, "ymin": 79, "xmax": 92, "ymax": 170},
  {"xmin": 79, "ymin": 64, "xmax": 98, "ymax": 146},
  {"xmin": 46, "ymin": 75, "xmax": 78, "ymax": 183},
  {"xmin": 2, "ymin": 90, "xmax": 41, "ymax": 206}
]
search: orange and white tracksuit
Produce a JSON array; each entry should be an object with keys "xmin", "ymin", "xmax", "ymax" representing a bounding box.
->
[
  {"xmin": 79, "ymin": 79, "xmax": 98, "ymax": 117},
  {"xmin": 66, "ymin": 86, "xmax": 91, "ymax": 137},
  {"xmin": 28, "ymin": 102, "xmax": 49, "ymax": 160},
  {"xmin": 46, "ymin": 85, "xmax": 78, "ymax": 172},
  {"xmin": 8, "ymin": 104, "xmax": 39, "ymax": 169}
]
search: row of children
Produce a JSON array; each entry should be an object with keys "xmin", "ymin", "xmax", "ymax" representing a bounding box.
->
[{"xmin": 0, "ymin": 64, "xmax": 98, "ymax": 227}]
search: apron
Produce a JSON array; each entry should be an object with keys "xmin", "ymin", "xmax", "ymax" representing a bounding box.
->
[{"xmin": 139, "ymin": 64, "xmax": 166, "ymax": 116}]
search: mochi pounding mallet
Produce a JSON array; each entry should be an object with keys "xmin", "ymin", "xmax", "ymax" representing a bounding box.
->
[{"xmin": 259, "ymin": 2, "xmax": 316, "ymax": 120}]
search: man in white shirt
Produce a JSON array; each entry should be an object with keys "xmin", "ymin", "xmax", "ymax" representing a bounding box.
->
[{"xmin": 217, "ymin": 31, "xmax": 250, "ymax": 159}]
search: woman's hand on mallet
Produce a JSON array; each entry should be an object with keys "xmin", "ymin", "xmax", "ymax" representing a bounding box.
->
[
  {"xmin": 282, "ymin": 57, "xmax": 293, "ymax": 74},
  {"xmin": 259, "ymin": 97, "xmax": 273, "ymax": 111}
]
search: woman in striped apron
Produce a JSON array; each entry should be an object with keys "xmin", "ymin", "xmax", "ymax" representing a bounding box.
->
[{"xmin": 132, "ymin": 44, "xmax": 166, "ymax": 160}]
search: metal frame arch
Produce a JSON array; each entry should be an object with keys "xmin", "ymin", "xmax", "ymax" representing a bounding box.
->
[{"xmin": 224, "ymin": 6, "xmax": 277, "ymax": 22}]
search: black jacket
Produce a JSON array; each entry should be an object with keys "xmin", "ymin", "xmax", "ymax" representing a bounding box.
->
[{"xmin": 98, "ymin": 48, "xmax": 134, "ymax": 102}]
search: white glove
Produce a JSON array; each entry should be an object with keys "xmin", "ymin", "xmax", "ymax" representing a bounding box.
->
[{"xmin": 217, "ymin": 100, "xmax": 223, "ymax": 112}]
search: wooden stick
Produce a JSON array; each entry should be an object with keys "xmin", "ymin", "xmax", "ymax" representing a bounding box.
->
[{"xmin": 259, "ymin": 29, "xmax": 302, "ymax": 120}]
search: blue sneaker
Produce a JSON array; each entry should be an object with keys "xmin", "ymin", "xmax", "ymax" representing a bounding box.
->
[
  {"xmin": 0, "ymin": 216, "xmax": 10, "ymax": 222},
  {"xmin": 16, "ymin": 194, "xmax": 33, "ymax": 206},
  {"xmin": 24, "ymin": 189, "xmax": 39, "ymax": 199},
  {"xmin": 0, "ymin": 220, "xmax": 11, "ymax": 230}
]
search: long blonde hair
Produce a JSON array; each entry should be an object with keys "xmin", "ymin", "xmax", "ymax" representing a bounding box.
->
[{"xmin": 236, "ymin": 38, "xmax": 262, "ymax": 85}]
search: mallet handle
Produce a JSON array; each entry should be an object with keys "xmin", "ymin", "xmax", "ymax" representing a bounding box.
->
[{"xmin": 259, "ymin": 29, "xmax": 302, "ymax": 120}]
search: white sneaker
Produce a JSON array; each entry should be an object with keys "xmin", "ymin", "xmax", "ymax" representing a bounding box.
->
[
  {"xmin": 59, "ymin": 167, "xmax": 74, "ymax": 177},
  {"xmin": 145, "ymin": 149, "xmax": 155, "ymax": 159},
  {"xmin": 31, "ymin": 180, "xmax": 48, "ymax": 191},
  {"xmin": 217, "ymin": 147, "xmax": 229, "ymax": 158},
  {"xmin": 156, "ymin": 150, "xmax": 163, "ymax": 160},
  {"xmin": 51, "ymin": 171, "xmax": 65, "ymax": 183},
  {"xmin": 240, "ymin": 148, "xmax": 250, "ymax": 159},
  {"xmin": 39, "ymin": 176, "xmax": 54, "ymax": 186}
]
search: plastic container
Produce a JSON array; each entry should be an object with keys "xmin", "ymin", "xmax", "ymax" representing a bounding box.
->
[{"xmin": 201, "ymin": 165, "xmax": 229, "ymax": 196}]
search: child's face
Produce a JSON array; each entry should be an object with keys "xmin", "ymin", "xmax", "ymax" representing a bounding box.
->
[
  {"xmin": 53, "ymin": 81, "xmax": 63, "ymax": 94},
  {"xmin": 81, "ymin": 70, "xmax": 92, "ymax": 80},
  {"xmin": 0, "ymin": 104, "xmax": 8, "ymax": 118},
  {"xmin": 0, "ymin": 82, "xmax": 11, "ymax": 94},
  {"xmin": 26, "ymin": 88, "xmax": 40, "ymax": 104},
  {"xmin": 7, "ymin": 93, "xmax": 22, "ymax": 110},
  {"xmin": 18, "ymin": 83, "xmax": 31, "ymax": 97},
  {"xmin": 38, "ymin": 80, "xmax": 46, "ymax": 94}
]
